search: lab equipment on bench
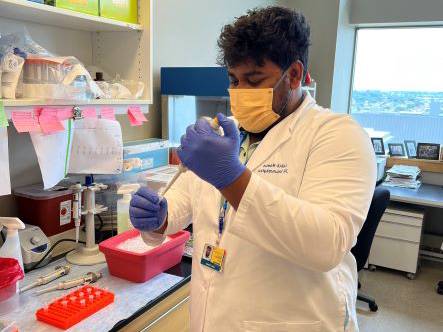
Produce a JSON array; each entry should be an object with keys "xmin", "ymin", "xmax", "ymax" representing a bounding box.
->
[
  {"xmin": 0, "ymin": 217, "xmax": 25, "ymax": 272},
  {"xmin": 161, "ymin": 67, "xmax": 230, "ymax": 148},
  {"xmin": 70, "ymin": 183, "xmax": 85, "ymax": 244},
  {"xmin": 18, "ymin": 224, "xmax": 51, "ymax": 270},
  {"xmin": 66, "ymin": 182, "xmax": 108, "ymax": 266},
  {"xmin": 19, "ymin": 265, "xmax": 71, "ymax": 293},
  {"xmin": 99, "ymin": 229, "xmax": 190, "ymax": 283},
  {"xmin": 35, "ymin": 271, "xmax": 102, "ymax": 295},
  {"xmin": 123, "ymin": 139, "xmax": 169, "ymax": 173},
  {"xmin": 36, "ymin": 284, "xmax": 114, "ymax": 330},
  {"xmin": 117, "ymin": 183, "xmax": 140, "ymax": 234},
  {"xmin": 14, "ymin": 185, "xmax": 74, "ymax": 237}
]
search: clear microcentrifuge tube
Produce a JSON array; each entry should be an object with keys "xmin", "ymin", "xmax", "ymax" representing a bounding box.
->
[
  {"xmin": 80, "ymin": 299, "xmax": 86, "ymax": 307},
  {"xmin": 61, "ymin": 300, "xmax": 68, "ymax": 308},
  {"xmin": 88, "ymin": 294, "xmax": 94, "ymax": 302},
  {"xmin": 86, "ymin": 287, "xmax": 92, "ymax": 294},
  {"xmin": 79, "ymin": 291, "xmax": 84, "ymax": 298},
  {"xmin": 70, "ymin": 296, "xmax": 77, "ymax": 303},
  {"xmin": 95, "ymin": 291, "xmax": 102, "ymax": 297}
]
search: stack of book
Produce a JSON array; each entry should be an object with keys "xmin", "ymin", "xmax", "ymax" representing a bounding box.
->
[{"xmin": 383, "ymin": 165, "xmax": 422, "ymax": 189}]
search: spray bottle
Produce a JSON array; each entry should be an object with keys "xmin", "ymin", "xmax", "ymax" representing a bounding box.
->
[
  {"xmin": 117, "ymin": 183, "xmax": 140, "ymax": 234},
  {"xmin": 0, "ymin": 217, "xmax": 25, "ymax": 272}
]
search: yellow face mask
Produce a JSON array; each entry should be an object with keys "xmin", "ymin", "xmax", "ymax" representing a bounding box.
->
[{"xmin": 228, "ymin": 72, "xmax": 291, "ymax": 133}]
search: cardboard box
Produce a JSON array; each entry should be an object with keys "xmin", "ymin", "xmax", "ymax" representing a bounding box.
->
[
  {"xmin": 56, "ymin": 0, "xmax": 99, "ymax": 16},
  {"xmin": 100, "ymin": 0, "xmax": 138, "ymax": 24}
]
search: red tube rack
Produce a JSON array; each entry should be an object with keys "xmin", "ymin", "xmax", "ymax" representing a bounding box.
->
[{"xmin": 35, "ymin": 285, "xmax": 114, "ymax": 330}]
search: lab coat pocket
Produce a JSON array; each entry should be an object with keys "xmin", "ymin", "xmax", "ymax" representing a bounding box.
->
[{"xmin": 242, "ymin": 320, "xmax": 321, "ymax": 332}]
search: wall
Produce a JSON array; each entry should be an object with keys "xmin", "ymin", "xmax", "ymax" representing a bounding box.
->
[
  {"xmin": 281, "ymin": 0, "xmax": 341, "ymax": 108},
  {"xmin": 149, "ymin": 0, "xmax": 279, "ymax": 138},
  {"xmin": 330, "ymin": 0, "xmax": 355, "ymax": 113},
  {"xmin": 351, "ymin": 0, "xmax": 443, "ymax": 25}
]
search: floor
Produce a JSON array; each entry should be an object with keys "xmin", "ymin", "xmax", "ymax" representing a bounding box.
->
[{"xmin": 357, "ymin": 261, "xmax": 443, "ymax": 332}]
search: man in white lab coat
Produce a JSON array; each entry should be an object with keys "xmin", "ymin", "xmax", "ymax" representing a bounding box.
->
[{"xmin": 130, "ymin": 6, "xmax": 376, "ymax": 332}]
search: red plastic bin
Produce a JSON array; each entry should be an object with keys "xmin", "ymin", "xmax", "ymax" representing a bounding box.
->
[{"xmin": 99, "ymin": 229, "xmax": 190, "ymax": 283}]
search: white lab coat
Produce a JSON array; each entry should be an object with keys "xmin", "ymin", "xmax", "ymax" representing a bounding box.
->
[{"xmin": 163, "ymin": 94, "xmax": 376, "ymax": 332}]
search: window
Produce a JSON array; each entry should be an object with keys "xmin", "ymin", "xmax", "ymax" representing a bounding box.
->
[{"xmin": 350, "ymin": 27, "xmax": 443, "ymax": 145}]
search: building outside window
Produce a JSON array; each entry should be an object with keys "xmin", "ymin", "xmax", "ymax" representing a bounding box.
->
[{"xmin": 350, "ymin": 27, "xmax": 443, "ymax": 146}]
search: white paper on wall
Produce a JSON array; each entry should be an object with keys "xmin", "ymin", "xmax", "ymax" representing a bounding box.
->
[
  {"xmin": 30, "ymin": 120, "xmax": 73, "ymax": 189},
  {"xmin": 68, "ymin": 118, "xmax": 123, "ymax": 174}
]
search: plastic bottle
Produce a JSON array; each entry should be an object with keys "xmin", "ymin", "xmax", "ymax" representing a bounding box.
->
[
  {"xmin": 117, "ymin": 184, "xmax": 140, "ymax": 234},
  {"xmin": 0, "ymin": 218, "xmax": 25, "ymax": 273}
]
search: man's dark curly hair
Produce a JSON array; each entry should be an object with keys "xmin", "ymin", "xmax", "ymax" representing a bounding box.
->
[{"xmin": 217, "ymin": 6, "xmax": 311, "ymax": 75}]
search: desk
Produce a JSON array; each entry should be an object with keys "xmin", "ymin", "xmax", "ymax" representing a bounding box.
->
[
  {"xmin": 370, "ymin": 184, "xmax": 443, "ymax": 279},
  {"xmin": 381, "ymin": 183, "xmax": 443, "ymax": 208}
]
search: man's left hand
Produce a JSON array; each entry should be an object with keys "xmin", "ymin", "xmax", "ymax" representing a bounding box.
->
[{"xmin": 177, "ymin": 113, "xmax": 246, "ymax": 189}]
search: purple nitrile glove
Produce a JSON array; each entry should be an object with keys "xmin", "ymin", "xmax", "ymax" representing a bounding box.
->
[
  {"xmin": 177, "ymin": 113, "xmax": 246, "ymax": 189},
  {"xmin": 129, "ymin": 187, "xmax": 168, "ymax": 232}
]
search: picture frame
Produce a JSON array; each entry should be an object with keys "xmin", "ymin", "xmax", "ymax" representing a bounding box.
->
[
  {"xmin": 388, "ymin": 143, "xmax": 406, "ymax": 157},
  {"xmin": 416, "ymin": 143, "xmax": 441, "ymax": 160},
  {"xmin": 404, "ymin": 140, "xmax": 417, "ymax": 158},
  {"xmin": 371, "ymin": 137, "xmax": 385, "ymax": 156}
]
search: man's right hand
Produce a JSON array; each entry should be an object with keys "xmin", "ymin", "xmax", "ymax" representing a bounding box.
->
[{"xmin": 130, "ymin": 187, "xmax": 168, "ymax": 232}]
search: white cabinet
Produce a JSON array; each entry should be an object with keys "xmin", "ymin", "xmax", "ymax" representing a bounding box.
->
[
  {"xmin": 0, "ymin": 0, "xmax": 152, "ymax": 114},
  {"xmin": 368, "ymin": 206, "xmax": 424, "ymax": 278}
]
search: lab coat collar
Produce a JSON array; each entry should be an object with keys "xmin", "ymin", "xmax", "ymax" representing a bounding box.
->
[{"xmin": 246, "ymin": 92, "xmax": 316, "ymax": 171}]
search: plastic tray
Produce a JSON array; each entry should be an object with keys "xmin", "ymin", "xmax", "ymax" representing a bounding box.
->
[
  {"xmin": 35, "ymin": 285, "xmax": 114, "ymax": 330},
  {"xmin": 99, "ymin": 229, "xmax": 190, "ymax": 283}
]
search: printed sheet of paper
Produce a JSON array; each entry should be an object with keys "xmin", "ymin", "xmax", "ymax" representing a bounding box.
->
[
  {"xmin": 30, "ymin": 120, "xmax": 73, "ymax": 189},
  {"xmin": 0, "ymin": 127, "xmax": 11, "ymax": 196},
  {"xmin": 68, "ymin": 118, "xmax": 123, "ymax": 174}
]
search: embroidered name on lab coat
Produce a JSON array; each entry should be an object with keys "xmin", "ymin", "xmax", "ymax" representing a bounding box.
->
[{"xmin": 257, "ymin": 163, "xmax": 288, "ymax": 174}]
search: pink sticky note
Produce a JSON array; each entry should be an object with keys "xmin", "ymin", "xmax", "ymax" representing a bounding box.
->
[
  {"xmin": 11, "ymin": 111, "xmax": 40, "ymax": 133},
  {"xmin": 82, "ymin": 107, "xmax": 97, "ymax": 119},
  {"xmin": 127, "ymin": 106, "xmax": 147, "ymax": 126},
  {"xmin": 39, "ymin": 108, "xmax": 65, "ymax": 134},
  {"xmin": 57, "ymin": 108, "xmax": 73, "ymax": 121},
  {"xmin": 100, "ymin": 107, "xmax": 116, "ymax": 121}
]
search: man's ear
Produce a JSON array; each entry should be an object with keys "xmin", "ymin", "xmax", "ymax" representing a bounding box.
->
[{"xmin": 288, "ymin": 60, "xmax": 304, "ymax": 89}]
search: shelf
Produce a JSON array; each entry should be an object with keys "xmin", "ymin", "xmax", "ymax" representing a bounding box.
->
[
  {"xmin": 387, "ymin": 157, "xmax": 443, "ymax": 173},
  {"xmin": 2, "ymin": 99, "xmax": 151, "ymax": 107},
  {"xmin": 0, "ymin": 0, "xmax": 143, "ymax": 32}
]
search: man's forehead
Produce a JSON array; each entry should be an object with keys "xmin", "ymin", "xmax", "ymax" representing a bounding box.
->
[{"xmin": 228, "ymin": 60, "xmax": 281, "ymax": 76}]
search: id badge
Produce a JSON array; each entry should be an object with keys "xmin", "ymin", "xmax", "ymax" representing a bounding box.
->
[{"xmin": 200, "ymin": 243, "xmax": 226, "ymax": 272}]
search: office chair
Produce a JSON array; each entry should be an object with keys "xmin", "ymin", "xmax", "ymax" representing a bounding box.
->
[{"xmin": 351, "ymin": 187, "xmax": 390, "ymax": 312}]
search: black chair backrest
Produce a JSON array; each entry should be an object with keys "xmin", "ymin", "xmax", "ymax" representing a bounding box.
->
[{"xmin": 351, "ymin": 187, "xmax": 390, "ymax": 271}]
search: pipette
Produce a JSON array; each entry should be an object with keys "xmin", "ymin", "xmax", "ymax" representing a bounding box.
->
[
  {"xmin": 35, "ymin": 271, "xmax": 102, "ymax": 295},
  {"xmin": 159, "ymin": 117, "xmax": 221, "ymax": 198},
  {"xmin": 20, "ymin": 265, "xmax": 71, "ymax": 293}
]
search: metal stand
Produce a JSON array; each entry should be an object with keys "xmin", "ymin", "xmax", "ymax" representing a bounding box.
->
[{"xmin": 66, "ymin": 183, "xmax": 108, "ymax": 266}]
